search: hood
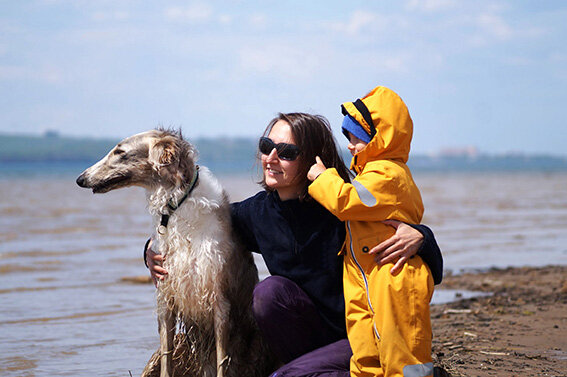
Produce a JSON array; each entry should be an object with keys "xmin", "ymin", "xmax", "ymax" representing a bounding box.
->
[{"xmin": 341, "ymin": 86, "xmax": 413, "ymax": 170}]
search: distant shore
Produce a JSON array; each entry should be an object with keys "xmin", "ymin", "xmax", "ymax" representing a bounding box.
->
[
  {"xmin": 1, "ymin": 133, "xmax": 566, "ymax": 173},
  {"xmin": 431, "ymin": 265, "xmax": 567, "ymax": 377}
]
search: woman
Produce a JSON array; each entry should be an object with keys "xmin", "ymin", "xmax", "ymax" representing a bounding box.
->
[{"xmin": 147, "ymin": 113, "xmax": 443, "ymax": 377}]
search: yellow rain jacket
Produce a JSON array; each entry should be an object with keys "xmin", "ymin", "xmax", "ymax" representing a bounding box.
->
[{"xmin": 308, "ymin": 86, "xmax": 434, "ymax": 377}]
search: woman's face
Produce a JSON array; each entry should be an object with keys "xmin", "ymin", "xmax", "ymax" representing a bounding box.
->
[{"xmin": 262, "ymin": 120, "xmax": 302, "ymax": 200}]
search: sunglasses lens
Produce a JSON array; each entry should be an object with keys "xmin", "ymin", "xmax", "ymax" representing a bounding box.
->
[
  {"xmin": 277, "ymin": 146, "xmax": 299, "ymax": 161},
  {"xmin": 259, "ymin": 137, "xmax": 274, "ymax": 155},
  {"xmin": 259, "ymin": 137, "xmax": 299, "ymax": 161}
]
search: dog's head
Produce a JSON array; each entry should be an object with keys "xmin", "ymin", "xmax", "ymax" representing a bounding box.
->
[{"xmin": 76, "ymin": 129, "xmax": 197, "ymax": 193}]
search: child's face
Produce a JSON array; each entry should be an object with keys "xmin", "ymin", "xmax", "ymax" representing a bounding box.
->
[{"xmin": 347, "ymin": 132, "xmax": 368, "ymax": 156}]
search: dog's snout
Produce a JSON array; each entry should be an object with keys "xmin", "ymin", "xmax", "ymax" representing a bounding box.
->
[{"xmin": 76, "ymin": 174, "xmax": 87, "ymax": 187}]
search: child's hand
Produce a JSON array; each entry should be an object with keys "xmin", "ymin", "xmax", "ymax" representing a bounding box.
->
[{"xmin": 307, "ymin": 156, "xmax": 327, "ymax": 181}]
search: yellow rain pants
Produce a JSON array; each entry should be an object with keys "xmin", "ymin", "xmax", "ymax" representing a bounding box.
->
[{"xmin": 343, "ymin": 221, "xmax": 434, "ymax": 377}]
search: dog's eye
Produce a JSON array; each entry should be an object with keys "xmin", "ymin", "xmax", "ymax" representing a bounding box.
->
[{"xmin": 114, "ymin": 149, "xmax": 125, "ymax": 155}]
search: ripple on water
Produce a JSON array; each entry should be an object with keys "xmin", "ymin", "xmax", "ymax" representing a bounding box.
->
[
  {"xmin": 0, "ymin": 263, "xmax": 61, "ymax": 274},
  {"xmin": 0, "ymin": 356, "xmax": 38, "ymax": 376},
  {"xmin": 0, "ymin": 249, "xmax": 90, "ymax": 259}
]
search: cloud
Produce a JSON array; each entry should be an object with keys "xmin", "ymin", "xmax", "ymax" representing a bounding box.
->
[
  {"xmin": 248, "ymin": 13, "xmax": 268, "ymax": 29},
  {"xmin": 405, "ymin": 0, "xmax": 457, "ymax": 12},
  {"xmin": 476, "ymin": 13, "xmax": 513, "ymax": 41},
  {"xmin": 75, "ymin": 27, "xmax": 145, "ymax": 47},
  {"xmin": 91, "ymin": 10, "xmax": 130, "ymax": 22},
  {"xmin": 164, "ymin": 3, "xmax": 213, "ymax": 23},
  {"xmin": 344, "ymin": 10, "xmax": 378, "ymax": 35},
  {"xmin": 467, "ymin": 10, "xmax": 545, "ymax": 47},
  {"xmin": 328, "ymin": 10, "xmax": 382, "ymax": 36},
  {"xmin": 0, "ymin": 65, "xmax": 62, "ymax": 83},
  {"xmin": 163, "ymin": 3, "xmax": 234, "ymax": 26},
  {"xmin": 218, "ymin": 14, "xmax": 233, "ymax": 25},
  {"xmin": 371, "ymin": 52, "xmax": 413, "ymax": 74},
  {"xmin": 237, "ymin": 43, "xmax": 320, "ymax": 81}
]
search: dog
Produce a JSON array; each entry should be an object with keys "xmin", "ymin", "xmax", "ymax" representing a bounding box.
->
[{"xmin": 76, "ymin": 129, "xmax": 275, "ymax": 377}]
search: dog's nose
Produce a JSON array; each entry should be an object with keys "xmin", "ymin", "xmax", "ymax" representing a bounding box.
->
[{"xmin": 76, "ymin": 174, "xmax": 86, "ymax": 187}]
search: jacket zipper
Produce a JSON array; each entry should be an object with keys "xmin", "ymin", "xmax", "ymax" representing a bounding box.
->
[{"xmin": 346, "ymin": 221, "xmax": 380, "ymax": 340}]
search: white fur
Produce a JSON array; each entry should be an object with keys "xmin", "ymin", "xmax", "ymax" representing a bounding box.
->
[{"xmin": 148, "ymin": 167, "xmax": 228, "ymax": 323}]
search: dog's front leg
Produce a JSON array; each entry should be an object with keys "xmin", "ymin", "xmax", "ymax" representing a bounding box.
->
[
  {"xmin": 158, "ymin": 307, "xmax": 175, "ymax": 377},
  {"xmin": 214, "ymin": 298, "xmax": 231, "ymax": 377}
]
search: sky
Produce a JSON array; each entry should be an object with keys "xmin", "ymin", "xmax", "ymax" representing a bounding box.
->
[{"xmin": 1, "ymin": 0, "xmax": 566, "ymax": 156}]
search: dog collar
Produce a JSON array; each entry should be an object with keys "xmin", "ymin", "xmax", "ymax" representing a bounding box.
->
[{"xmin": 158, "ymin": 166, "xmax": 200, "ymax": 233}]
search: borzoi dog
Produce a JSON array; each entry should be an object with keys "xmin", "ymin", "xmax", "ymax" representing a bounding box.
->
[{"xmin": 76, "ymin": 129, "xmax": 274, "ymax": 377}]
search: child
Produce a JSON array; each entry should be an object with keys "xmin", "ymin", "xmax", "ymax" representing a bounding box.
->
[{"xmin": 307, "ymin": 86, "xmax": 434, "ymax": 377}]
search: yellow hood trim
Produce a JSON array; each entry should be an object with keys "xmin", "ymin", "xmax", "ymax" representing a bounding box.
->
[{"xmin": 342, "ymin": 86, "xmax": 414, "ymax": 169}]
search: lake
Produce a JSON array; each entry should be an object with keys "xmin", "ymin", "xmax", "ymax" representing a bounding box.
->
[{"xmin": 1, "ymin": 166, "xmax": 566, "ymax": 376}]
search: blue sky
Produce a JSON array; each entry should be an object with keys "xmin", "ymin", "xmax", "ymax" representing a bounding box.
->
[{"xmin": 1, "ymin": 0, "xmax": 566, "ymax": 155}]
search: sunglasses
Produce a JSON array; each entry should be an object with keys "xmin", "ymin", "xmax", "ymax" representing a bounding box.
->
[{"xmin": 259, "ymin": 137, "xmax": 300, "ymax": 161}]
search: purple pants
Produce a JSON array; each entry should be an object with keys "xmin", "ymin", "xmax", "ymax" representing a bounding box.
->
[{"xmin": 252, "ymin": 276, "xmax": 351, "ymax": 377}]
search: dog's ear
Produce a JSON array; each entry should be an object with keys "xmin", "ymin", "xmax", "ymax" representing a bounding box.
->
[{"xmin": 149, "ymin": 137, "xmax": 179, "ymax": 168}]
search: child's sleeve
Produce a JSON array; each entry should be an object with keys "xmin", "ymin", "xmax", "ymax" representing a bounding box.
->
[{"xmin": 308, "ymin": 167, "xmax": 401, "ymax": 222}]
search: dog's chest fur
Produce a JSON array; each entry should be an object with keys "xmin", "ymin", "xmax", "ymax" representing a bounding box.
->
[{"xmin": 147, "ymin": 167, "xmax": 232, "ymax": 323}]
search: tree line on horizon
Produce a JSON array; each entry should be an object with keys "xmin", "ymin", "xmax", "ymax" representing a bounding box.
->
[{"xmin": 0, "ymin": 133, "xmax": 565, "ymax": 172}]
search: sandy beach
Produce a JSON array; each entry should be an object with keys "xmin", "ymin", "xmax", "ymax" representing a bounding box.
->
[{"xmin": 431, "ymin": 265, "xmax": 567, "ymax": 377}]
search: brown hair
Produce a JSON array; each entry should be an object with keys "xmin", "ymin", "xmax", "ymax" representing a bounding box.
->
[{"xmin": 258, "ymin": 112, "xmax": 352, "ymax": 201}]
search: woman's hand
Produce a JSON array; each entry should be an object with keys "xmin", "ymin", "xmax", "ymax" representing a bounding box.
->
[
  {"xmin": 145, "ymin": 238, "xmax": 168, "ymax": 287},
  {"xmin": 307, "ymin": 156, "xmax": 327, "ymax": 181},
  {"xmin": 368, "ymin": 220, "xmax": 424, "ymax": 275}
]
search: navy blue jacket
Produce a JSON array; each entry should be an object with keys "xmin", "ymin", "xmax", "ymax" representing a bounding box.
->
[{"xmin": 231, "ymin": 191, "xmax": 443, "ymax": 340}]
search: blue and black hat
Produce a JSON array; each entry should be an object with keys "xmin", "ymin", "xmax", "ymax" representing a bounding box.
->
[{"xmin": 341, "ymin": 114, "xmax": 371, "ymax": 143}]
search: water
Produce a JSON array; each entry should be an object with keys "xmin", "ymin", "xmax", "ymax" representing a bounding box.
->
[
  {"xmin": 1, "ymin": 167, "xmax": 566, "ymax": 376},
  {"xmin": 417, "ymin": 171, "xmax": 567, "ymax": 272}
]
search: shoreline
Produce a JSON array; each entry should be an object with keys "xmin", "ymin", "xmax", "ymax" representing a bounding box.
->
[
  {"xmin": 431, "ymin": 265, "xmax": 567, "ymax": 376},
  {"xmin": 123, "ymin": 265, "xmax": 567, "ymax": 376}
]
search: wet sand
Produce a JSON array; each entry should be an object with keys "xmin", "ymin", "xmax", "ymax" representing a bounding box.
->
[{"xmin": 431, "ymin": 265, "xmax": 567, "ymax": 377}]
